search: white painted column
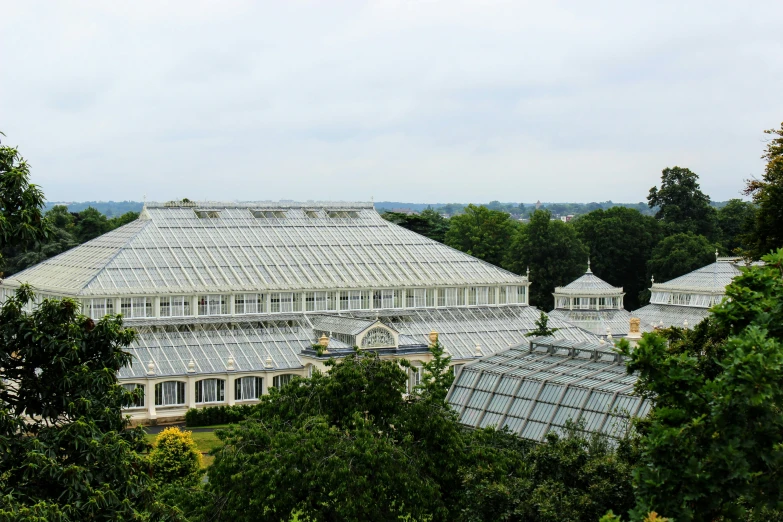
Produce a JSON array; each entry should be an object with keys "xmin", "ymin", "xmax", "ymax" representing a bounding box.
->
[
  {"xmin": 154, "ymin": 296, "xmax": 161, "ymax": 318},
  {"xmin": 227, "ymin": 374, "xmax": 236, "ymax": 406},
  {"xmin": 147, "ymin": 379, "xmax": 157, "ymax": 420},
  {"xmin": 261, "ymin": 374, "xmax": 270, "ymax": 395},
  {"xmin": 191, "ymin": 295, "xmax": 199, "ymax": 316},
  {"xmin": 229, "ymin": 295, "xmax": 235, "ymax": 315},
  {"xmin": 186, "ymin": 376, "xmax": 197, "ymax": 409}
]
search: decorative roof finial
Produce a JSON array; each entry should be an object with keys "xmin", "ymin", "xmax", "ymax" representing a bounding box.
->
[
  {"xmin": 187, "ymin": 360, "xmax": 195, "ymax": 373},
  {"xmin": 683, "ymin": 319, "xmax": 689, "ymax": 329},
  {"xmin": 474, "ymin": 342, "xmax": 483, "ymax": 357},
  {"xmin": 526, "ymin": 266, "xmax": 530, "ymax": 280},
  {"xmin": 586, "ymin": 257, "xmax": 592, "ymax": 273},
  {"xmin": 651, "ymin": 274, "xmax": 655, "ymax": 285},
  {"xmin": 265, "ymin": 355, "xmax": 273, "ymax": 368},
  {"xmin": 715, "ymin": 249, "xmax": 719, "ymax": 261},
  {"xmin": 226, "ymin": 356, "xmax": 235, "ymax": 371},
  {"xmin": 147, "ymin": 360, "xmax": 155, "ymax": 375}
]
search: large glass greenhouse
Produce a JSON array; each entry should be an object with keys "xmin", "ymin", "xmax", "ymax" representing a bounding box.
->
[{"xmin": 0, "ymin": 200, "xmax": 598, "ymax": 424}]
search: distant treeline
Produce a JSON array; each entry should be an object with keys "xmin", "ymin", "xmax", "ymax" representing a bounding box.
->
[
  {"xmin": 47, "ymin": 199, "xmax": 738, "ymax": 220},
  {"xmin": 44, "ymin": 200, "xmax": 143, "ymax": 217}
]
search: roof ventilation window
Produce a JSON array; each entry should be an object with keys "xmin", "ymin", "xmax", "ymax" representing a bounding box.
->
[
  {"xmin": 328, "ymin": 210, "xmax": 359, "ymax": 218},
  {"xmin": 195, "ymin": 210, "xmax": 221, "ymax": 218},
  {"xmin": 305, "ymin": 210, "xmax": 320, "ymax": 218},
  {"xmin": 251, "ymin": 210, "xmax": 286, "ymax": 218}
]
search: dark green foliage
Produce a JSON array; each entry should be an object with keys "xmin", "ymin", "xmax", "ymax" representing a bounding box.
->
[
  {"xmin": 0, "ymin": 287, "xmax": 171, "ymax": 520},
  {"xmin": 504, "ymin": 209, "xmax": 588, "ymax": 310},
  {"xmin": 645, "ymin": 231, "xmax": 716, "ymax": 287},
  {"xmin": 648, "ymin": 166, "xmax": 718, "ymax": 240},
  {"xmin": 2, "ymin": 204, "xmax": 139, "ymax": 276},
  {"xmin": 382, "ymin": 208, "xmax": 449, "ymax": 242},
  {"xmin": 202, "ymin": 349, "xmax": 463, "ymax": 521},
  {"xmin": 184, "ymin": 404, "xmax": 259, "ymax": 427},
  {"xmin": 456, "ymin": 424, "xmax": 638, "ymax": 522},
  {"xmin": 744, "ymin": 122, "xmax": 783, "ymax": 257},
  {"xmin": 413, "ymin": 339, "xmax": 454, "ymax": 402},
  {"xmin": 573, "ymin": 207, "xmax": 662, "ymax": 309},
  {"xmin": 621, "ymin": 250, "xmax": 783, "ymax": 521},
  {"xmin": 445, "ymin": 204, "xmax": 518, "ymax": 268},
  {"xmin": 716, "ymin": 198, "xmax": 757, "ymax": 253},
  {"xmin": 0, "ymin": 138, "xmax": 49, "ymax": 276},
  {"xmin": 526, "ymin": 311, "xmax": 558, "ymax": 337}
]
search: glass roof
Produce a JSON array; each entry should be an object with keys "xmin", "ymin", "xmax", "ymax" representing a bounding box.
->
[
  {"xmin": 3, "ymin": 202, "xmax": 528, "ymax": 296},
  {"xmin": 447, "ymin": 336, "xmax": 645, "ymax": 441},
  {"xmin": 548, "ymin": 309, "xmax": 636, "ymax": 337},
  {"xmin": 553, "ymin": 268, "xmax": 623, "ymax": 296},
  {"xmin": 119, "ymin": 305, "xmax": 601, "ymax": 378}
]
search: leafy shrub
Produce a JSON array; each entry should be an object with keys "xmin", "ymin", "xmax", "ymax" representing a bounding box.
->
[
  {"xmin": 184, "ymin": 404, "xmax": 258, "ymax": 427},
  {"xmin": 149, "ymin": 427, "xmax": 203, "ymax": 484}
]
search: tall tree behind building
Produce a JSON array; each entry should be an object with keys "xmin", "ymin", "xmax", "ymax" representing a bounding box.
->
[
  {"xmin": 744, "ymin": 121, "xmax": 783, "ymax": 257},
  {"xmin": 572, "ymin": 207, "xmax": 662, "ymax": 310},
  {"xmin": 648, "ymin": 166, "xmax": 718, "ymax": 240},
  {"xmin": 445, "ymin": 204, "xmax": 517, "ymax": 268},
  {"xmin": 504, "ymin": 209, "xmax": 588, "ymax": 310}
]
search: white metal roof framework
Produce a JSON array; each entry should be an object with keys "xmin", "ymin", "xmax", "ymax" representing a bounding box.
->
[
  {"xmin": 633, "ymin": 257, "xmax": 749, "ymax": 330},
  {"xmin": 447, "ymin": 336, "xmax": 650, "ymax": 441},
  {"xmin": 549, "ymin": 262, "xmax": 633, "ymax": 337},
  {"xmin": 0, "ymin": 201, "xmax": 603, "ymax": 380}
]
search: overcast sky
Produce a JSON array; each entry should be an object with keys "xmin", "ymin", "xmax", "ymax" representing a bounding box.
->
[{"xmin": 2, "ymin": 1, "xmax": 782, "ymax": 204}]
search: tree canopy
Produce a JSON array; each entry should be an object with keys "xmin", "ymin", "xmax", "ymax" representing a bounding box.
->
[
  {"xmin": 621, "ymin": 249, "xmax": 783, "ymax": 521},
  {"xmin": 504, "ymin": 209, "xmax": 588, "ymax": 310},
  {"xmin": 716, "ymin": 198, "xmax": 757, "ymax": 254},
  {"xmin": 382, "ymin": 208, "xmax": 449, "ymax": 243},
  {"xmin": 0, "ymin": 138, "xmax": 49, "ymax": 277},
  {"xmin": 573, "ymin": 207, "xmax": 662, "ymax": 310},
  {"xmin": 645, "ymin": 232, "xmax": 716, "ymax": 287},
  {"xmin": 445, "ymin": 204, "xmax": 517, "ymax": 268},
  {"xmin": 648, "ymin": 166, "xmax": 717, "ymax": 240},
  {"xmin": 744, "ymin": 121, "xmax": 783, "ymax": 257}
]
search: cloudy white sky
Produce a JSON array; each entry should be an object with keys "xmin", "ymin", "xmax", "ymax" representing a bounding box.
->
[{"xmin": 2, "ymin": 1, "xmax": 782, "ymax": 204}]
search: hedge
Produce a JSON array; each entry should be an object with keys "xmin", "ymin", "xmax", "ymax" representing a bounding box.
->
[{"xmin": 184, "ymin": 404, "xmax": 258, "ymax": 427}]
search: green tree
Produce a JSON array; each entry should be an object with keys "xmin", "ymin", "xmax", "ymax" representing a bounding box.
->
[
  {"xmin": 203, "ymin": 349, "xmax": 465, "ymax": 521},
  {"xmin": 382, "ymin": 208, "xmax": 449, "ymax": 243},
  {"xmin": 150, "ymin": 427, "xmax": 203, "ymax": 484},
  {"xmin": 525, "ymin": 311, "xmax": 559, "ymax": 337},
  {"xmin": 108, "ymin": 210, "xmax": 140, "ymax": 230},
  {"xmin": 457, "ymin": 424, "xmax": 638, "ymax": 522},
  {"xmin": 573, "ymin": 207, "xmax": 662, "ymax": 309},
  {"xmin": 0, "ymin": 287, "xmax": 170, "ymax": 519},
  {"xmin": 0, "ymin": 136, "xmax": 49, "ymax": 277},
  {"xmin": 504, "ymin": 209, "xmax": 588, "ymax": 310},
  {"xmin": 621, "ymin": 249, "xmax": 783, "ymax": 521},
  {"xmin": 716, "ymin": 198, "xmax": 757, "ymax": 253},
  {"xmin": 648, "ymin": 166, "xmax": 718, "ymax": 239},
  {"xmin": 445, "ymin": 204, "xmax": 517, "ymax": 267},
  {"xmin": 413, "ymin": 339, "xmax": 454, "ymax": 402},
  {"xmin": 645, "ymin": 232, "xmax": 716, "ymax": 290},
  {"xmin": 74, "ymin": 206, "xmax": 110, "ymax": 242},
  {"xmin": 744, "ymin": 121, "xmax": 783, "ymax": 257}
]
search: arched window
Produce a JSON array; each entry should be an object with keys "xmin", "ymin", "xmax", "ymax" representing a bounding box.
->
[
  {"xmin": 195, "ymin": 378, "xmax": 225, "ymax": 403},
  {"xmin": 155, "ymin": 381, "xmax": 185, "ymax": 406},
  {"xmin": 361, "ymin": 327, "xmax": 395, "ymax": 348},
  {"xmin": 272, "ymin": 374, "xmax": 296, "ymax": 388},
  {"xmin": 235, "ymin": 377, "xmax": 263, "ymax": 401},
  {"xmin": 122, "ymin": 383, "xmax": 145, "ymax": 408}
]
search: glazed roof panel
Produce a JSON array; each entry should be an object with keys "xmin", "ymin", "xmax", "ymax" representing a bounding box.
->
[
  {"xmin": 3, "ymin": 202, "xmax": 528, "ymax": 296},
  {"xmin": 447, "ymin": 336, "xmax": 642, "ymax": 442}
]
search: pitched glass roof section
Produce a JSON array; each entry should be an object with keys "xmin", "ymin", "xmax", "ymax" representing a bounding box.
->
[
  {"xmin": 548, "ymin": 309, "xmax": 634, "ymax": 338},
  {"xmin": 447, "ymin": 336, "xmax": 648, "ymax": 441},
  {"xmin": 633, "ymin": 257, "xmax": 755, "ymax": 330},
  {"xmin": 3, "ymin": 201, "xmax": 528, "ymax": 296},
  {"xmin": 553, "ymin": 266, "xmax": 620, "ymax": 295},
  {"xmin": 119, "ymin": 306, "xmax": 601, "ymax": 378}
]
